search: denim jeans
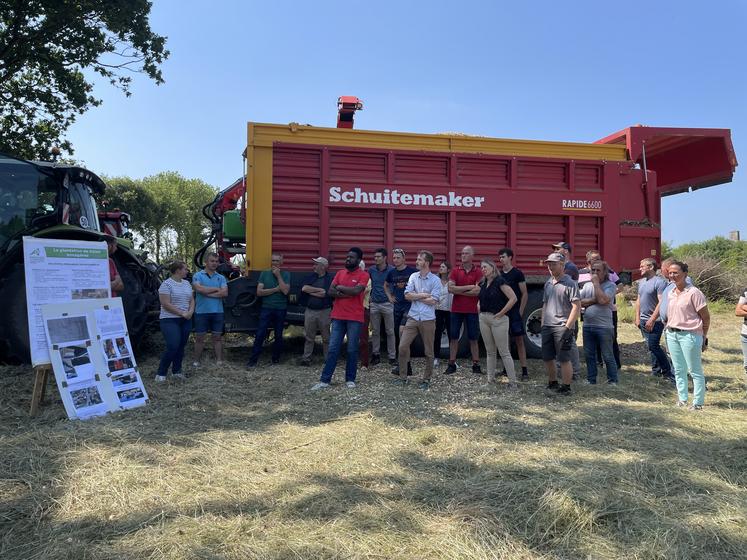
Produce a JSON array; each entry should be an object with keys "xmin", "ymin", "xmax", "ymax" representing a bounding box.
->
[
  {"xmin": 583, "ymin": 325, "xmax": 618, "ymax": 383},
  {"xmin": 666, "ymin": 330, "xmax": 706, "ymax": 406},
  {"xmin": 249, "ymin": 307, "xmax": 287, "ymax": 364},
  {"xmin": 640, "ymin": 321, "xmax": 672, "ymax": 378},
  {"xmin": 320, "ymin": 319, "xmax": 362, "ymax": 383},
  {"xmin": 157, "ymin": 317, "xmax": 191, "ymax": 376}
]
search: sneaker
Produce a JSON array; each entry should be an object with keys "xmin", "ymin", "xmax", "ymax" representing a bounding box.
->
[
  {"xmin": 472, "ymin": 363, "xmax": 483, "ymax": 375},
  {"xmin": 154, "ymin": 374, "xmax": 166, "ymax": 383},
  {"xmin": 407, "ymin": 362, "xmax": 413, "ymax": 376},
  {"xmin": 246, "ymin": 360, "xmax": 257, "ymax": 369},
  {"xmin": 192, "ymin": 361, "xmax": 200, "ymax": 368},
  {"xmin": 418, "ymin": 381, "xmax": 430, "ymax": 390},
  {"xmin": 506, "ymin": 382, "xmax": 519, "ymax": 391},
  {"xmin": 216, "ymin": 360, "xmax": 224, "ymax": 367},
  {"xmin": 388, "ymin": 358, "xmax": 397, "ymax": 366},
  {"xmin": 443, "ymin": 363, "xmax": 457, "ymax": 375},
  {"xmin": 433, "ymin": 358, "xmax": 439, "ymax": 367},
  {"xmin": 583, "ymin": 379, "xmax": 597, "ymax": 385},
  {"xmin": 391, "ymin": 364, "xmax": 400, "ymax": 376},
  {"xmin": 688, "ymin": 404, "xmax": 703, "ymax": 412},
  {"xmin": 172, "ymin": 373, "xmax": 185, "ymax": 380},
  {"xmin": 546, "ymin": 380, "xmax": 559, "ymax": 390},
  {"xmin": 310, "ymin": 382, "xmax": 330, "ymax": 391},
  {"xmin": 370, "ymin": 354, "xmax": 381, "ymax": 366},
  {"xmin": 556, "ymin": 384, "xmax": 572, "ymax": 396},
  {"xmin": 299, "ymin": 358, "xmax": 311, "ymax": 367},
  {"xmin": 676, "ymin": 400, "xmax": 688, "ymax": 408},
  {"xmin": 520, "ymin": 371, "xmax": 529, "ymax": 382},
  {"xmin": 607, "ymin": 381, "xmax": 618, "ymax": 386},
  {"xmin": 346, "ymin": 381, "xmax": 356, "ymax": 389},
  {"xmin": 392, "ymin": 378, "xmax": 406, "ymax": 386}
]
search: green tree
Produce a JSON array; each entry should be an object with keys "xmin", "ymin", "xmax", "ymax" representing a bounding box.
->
[
  {"xmin": 0, "ymin": 0, "xmax": 169, "ymax": 159},
  {"xmin": 99, "ymin": 172, "xmax": 216, "ymax": 264}
]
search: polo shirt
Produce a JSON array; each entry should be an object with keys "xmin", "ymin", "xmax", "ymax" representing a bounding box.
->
[
  {"xmin": 666, "ymin": 285, "xmax": 707, "ymax": 335},
  {"xmin": 368, "ymin": 264, "xmax": 393, "ymax": 303},
  {"xmin": 542, "ymin": 274, "xmax": 580, "ymax": 327},
  {"xmin": 330, "ymin": 268, "xmax": 370, "ymax": 323},
  {"xmin": 637, "ymin": 275, "xmax": 667, "ymax": 322},
  {"xmin": 258, "ymin": 269, "xmax": 291, "ymax": 309},
  {"xmin": 478, "ymin": 275, "xmax": 509, "ymax": 314},
  {"xmin": 580, "ymin": 280, "xmax": 616, "ymax": 327},
  {"xmin": 404, "ymin": 271, "xmax": 441, "ymax": 321},
  {"xmin": 659, "ymin": 277, "xmax": 693, "ymax": 323},
  {"xmin": 449, "ymin": 264, "xmax": 483, "ymax": 314},
  {"xmin": 193, "ymin": 269, "xmax": 227, "ymax": 314},
  {"xmin": 300, "ymin": 272, "xmax": 333, "ymax": 310}
]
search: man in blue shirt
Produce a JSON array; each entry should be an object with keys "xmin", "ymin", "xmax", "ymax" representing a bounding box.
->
[
  {"xmin": 635, "ymin": 257, "xmax": 673, "ymax": 381},
  {"xmin": 192, "ymin": 252, "xmax": 228, "ymax": 366},
  {"xmin": 368, "ymin": 248, "xmax": 395, "ymax": 366}
]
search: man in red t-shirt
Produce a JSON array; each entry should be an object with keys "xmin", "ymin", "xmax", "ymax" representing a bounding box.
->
[
  {"xmin": 444, "ymin": 245, "xmax": 483, "ymax": 375},
  {"xmin": 312, "ymin": 247, "xmax": 370, "ymax": 391}
]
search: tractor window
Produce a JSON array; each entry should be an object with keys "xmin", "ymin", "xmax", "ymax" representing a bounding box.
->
[
  {"xmin": 64, "ymin": 182, "xmax": 100, "ymax": 231},
  {"xmin": 0, "ymin": 155, "xmax": 59, "ymax": 247}
]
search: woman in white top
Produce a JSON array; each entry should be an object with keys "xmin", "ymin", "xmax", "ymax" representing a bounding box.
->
[
  {"xmin": 433, "ymin": 261, "xmax": 453, "ymax": 366},
  {"xmin": 156, "ymin": 260, "xmax": 195, "ymax": 381}
]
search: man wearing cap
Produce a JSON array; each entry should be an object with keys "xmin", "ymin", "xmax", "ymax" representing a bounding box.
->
[
  {"xmin": 552, "ymin": 241, "xmax": 581, "ymax": 379},
  {"xmin": 552, "ymin": 242, "xmax": 579, "ymax": 282},
  {"xmin": 311, "ymin": 247, "xmax": 369, "ymax": 390},
  {"xmin": 542, "ymin": 252, "xmax": 581, "ymax": 396},
  {"xmin": 299, "ymin": 257, "xmax": 333, "ymax": 366},
  {"xmin": 368, "ymin": 248, "xmax": 395, "ymax": 366}
]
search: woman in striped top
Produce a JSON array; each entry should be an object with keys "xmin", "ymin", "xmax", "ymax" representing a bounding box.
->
[{"xmin": 156, "ymin": 260, "xmax": 195, "ymax": 382}]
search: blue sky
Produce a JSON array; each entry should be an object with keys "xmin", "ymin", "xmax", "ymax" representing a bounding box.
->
[{"xmin": 66, "ymin": 0, "xmax": 745, "ymax": 246}]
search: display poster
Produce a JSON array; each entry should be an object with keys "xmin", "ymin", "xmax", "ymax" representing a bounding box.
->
[
  {"xmin": 23, "ymin": 237, "xmax": 111, "ymax": 366},
  {"xmin": 42, "ymin": 298, "xmax": 149, "ymax": 420}
]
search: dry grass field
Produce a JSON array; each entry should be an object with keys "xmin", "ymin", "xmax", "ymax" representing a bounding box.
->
[{"xmin": 1, "ymin": 306, "xmax": 746, "ymax": 560}]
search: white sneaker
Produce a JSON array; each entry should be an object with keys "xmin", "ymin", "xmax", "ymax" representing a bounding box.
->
[
  {"xmin": 433, "ymin": 358, "xmax": 439, "ymax": 367},
  {"xmin": 311, "ymin": 382, "xmax": 330, "ymax": 391},
  {"xmin": 192, "ymin": 361, "xmax": 200, "ymax": 368},
  {"xmin": 346, "ymin": 381, "xmax": 356, "ymax": 389},
  {"xmin": 216, "ymin": 360, "xmax": 224, "ymax": 366},
  {"xmin": 172, "ymin": 373, "xmax": 185, "ymax": 380},
  {"xmin": 154, "ymin": 374, "xmax": 166, "ymax": 383}
]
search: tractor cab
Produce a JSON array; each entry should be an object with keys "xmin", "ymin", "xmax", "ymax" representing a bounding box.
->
[{"xmin": 0, "ymin": 153, "xmax": 104, "ymax": 252}]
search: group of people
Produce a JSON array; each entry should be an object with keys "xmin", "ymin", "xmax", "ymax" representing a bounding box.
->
[{"xmin": 153, "ymin": 241, "xmax": 725, "ymax": 410}]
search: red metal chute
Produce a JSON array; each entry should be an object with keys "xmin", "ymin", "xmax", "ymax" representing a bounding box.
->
[{"xmin": 595, "ymin": 125, "xmax": 738, "ymax": 196}]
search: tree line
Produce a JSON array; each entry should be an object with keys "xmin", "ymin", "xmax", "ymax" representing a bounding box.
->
[{"xmin": 97, "ymin": 173, "xmax": 217, "ymax": 265}]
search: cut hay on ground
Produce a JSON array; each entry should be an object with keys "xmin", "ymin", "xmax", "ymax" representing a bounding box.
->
[{"xmin": 1, "ymin": 310, "xmax": 746, "ymax": 559}]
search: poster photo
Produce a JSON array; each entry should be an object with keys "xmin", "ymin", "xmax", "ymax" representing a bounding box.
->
[{"xmin": 42, "ymin": 298, "xmax": 149, "ymax": 419}]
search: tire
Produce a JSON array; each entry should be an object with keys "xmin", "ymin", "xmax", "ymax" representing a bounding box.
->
[
  {"xmin": 0, "ymin": 263, "xmax": 31, "ymax": 364},
  {"xmin": 522, "ymin": 288, "xmax": 544, "ymax": 359}
]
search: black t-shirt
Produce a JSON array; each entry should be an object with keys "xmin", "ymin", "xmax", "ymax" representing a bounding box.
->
[
  {"xmin": 500, "ymin": 267, "xmax": 525, "ymax": 301},
  {"xmin": 478, "ymin": 276, "xmax": 509, "ymax": 314},
  {"xmin": 386, "ymin": 265, "xmax": 418, "ymax": 312},
  {"xmin": 300, "ymin": 272, "xmax": 333, "ymax": 310}
]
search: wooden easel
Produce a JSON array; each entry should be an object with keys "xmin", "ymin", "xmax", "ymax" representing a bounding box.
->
[{"xmin": 30, "ymin": 364, "xmax": 52, "ymax": 416}]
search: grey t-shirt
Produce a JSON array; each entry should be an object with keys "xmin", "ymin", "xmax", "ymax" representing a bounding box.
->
[
  {"xmin": 542, "ymin": 274, "xmax": 580, "ymax": 327},
  {"xmin": 638, "ymin": 275, "xmax": 667, "ymax": 321},
  {"xmin": 580, "ymin": 281, "xmax": 616, "ymax": 328}
]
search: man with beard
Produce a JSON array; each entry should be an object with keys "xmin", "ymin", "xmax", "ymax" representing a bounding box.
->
[{"xmin": 311, "ymin": 247, "xmax": 369, "ymax": 390}]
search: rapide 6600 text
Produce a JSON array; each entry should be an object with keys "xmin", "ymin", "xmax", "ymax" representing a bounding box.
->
[{"xmin": 328, "ymin": 186, "xmax": 486, "ymax": 208}]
